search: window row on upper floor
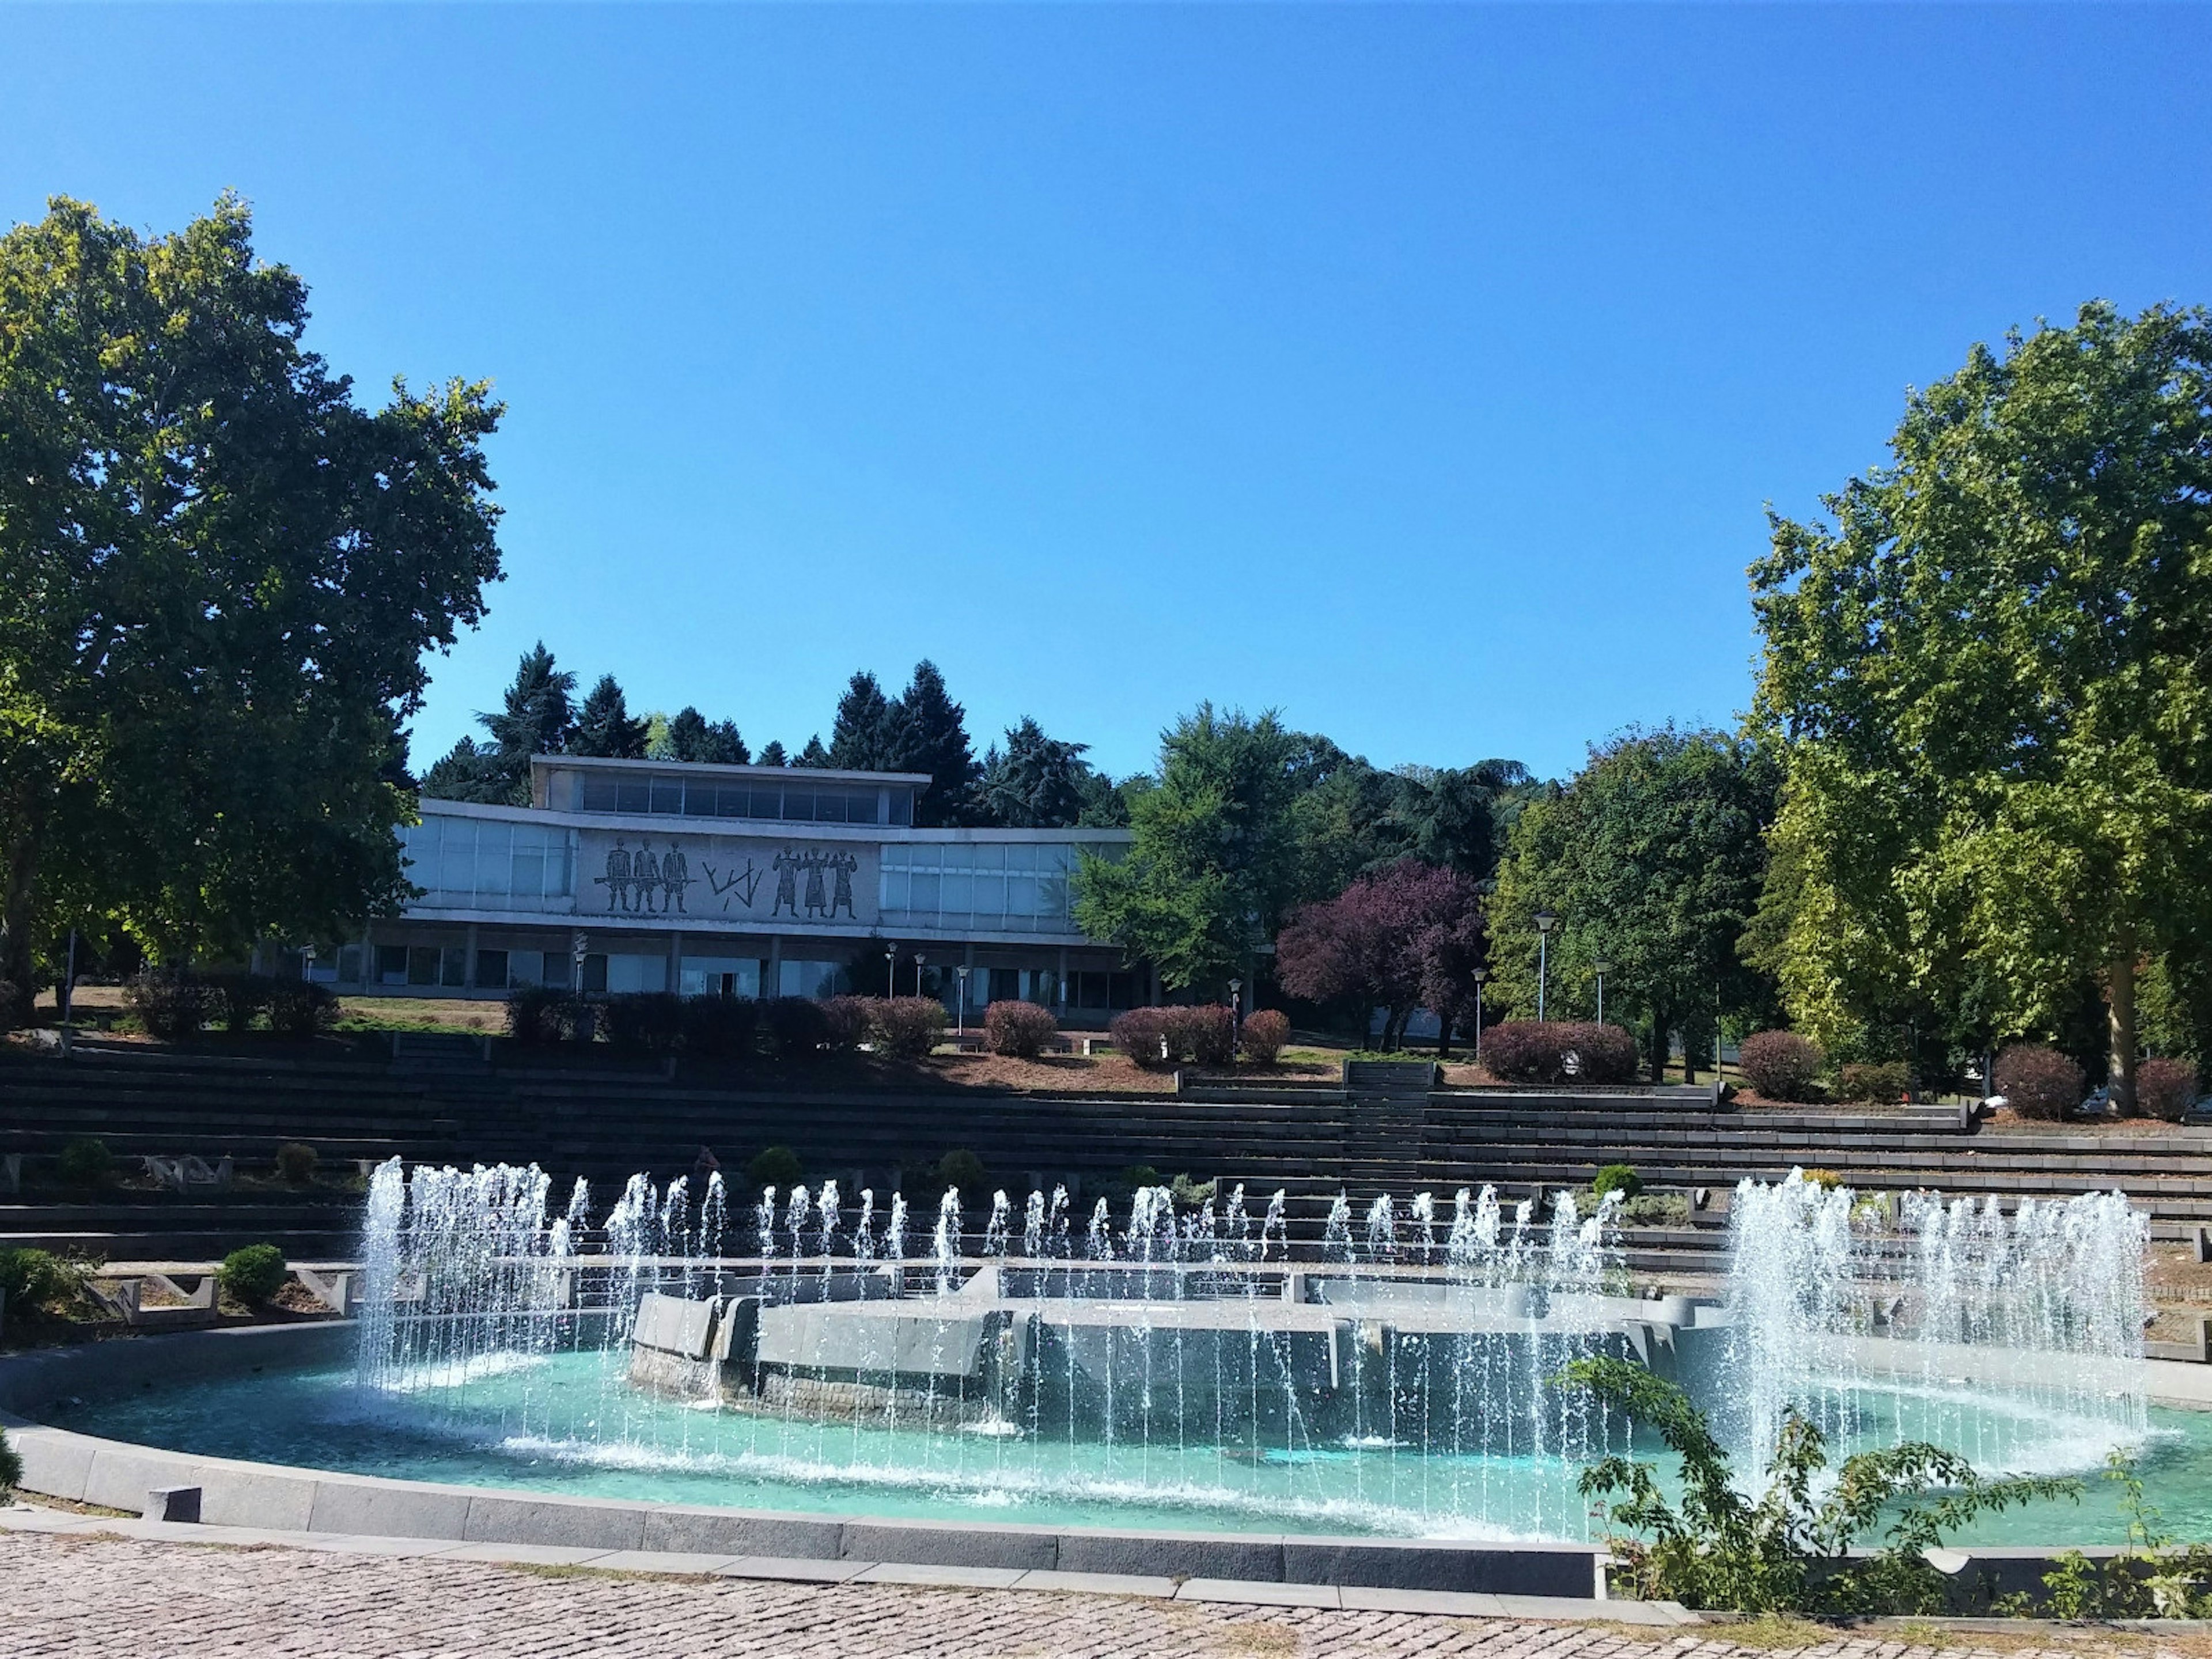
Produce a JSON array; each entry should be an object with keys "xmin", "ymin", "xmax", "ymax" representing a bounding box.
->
[{"xmin": 574, "ymin": 776, "xmax": 906, "ymax": 825}]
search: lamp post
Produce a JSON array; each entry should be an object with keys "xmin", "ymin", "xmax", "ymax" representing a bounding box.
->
[
  {"xmin": 1471, "ymin": 968, "xmax": 1488, "ymax": 1067},
  {"xmin": 914, "ymin": 953, "xmax": 927, "ymax": 999},
  {"xmin": 1533, "ymin": 910, "xmax": 1558, "ymax": 1022},
  {"xmin": 1593, "ymin": 959, "xmax": 1612, "ymax": 1025},
  {"xmin": 1228, "ymin": 978, "xmax": 1242, "ymax": 1061},
  {"xmin": 955, "ymin": 965, "xmax": 970, "ymax": 1036},
  {"xmin": 885, "ymin": 944, "xmax": 898, "ymax": 997},
  {"xmin": 571, "ymin": 930, "xmax": 589, "ymax": 993}
]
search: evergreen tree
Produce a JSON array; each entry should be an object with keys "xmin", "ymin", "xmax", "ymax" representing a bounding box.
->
[
  {"xmin": 572, "ymin": 675, "xmax": 649, "ymax": 759},
  {"xmin": 664, "ymin": 706, "xmax": 709, "ymax": 761},
  {"xmin": 699, "ymin": 719, "xmax": 749, "ymax": 765},
  {"xmin": 757, "ymin": 739, "xmax": 789, "ymax": 767},
  {"xmin": 828, "ymin": 672, "xmax": 893, "ymax": 770},
  {"xmin": 423, "ymin": 644, "xmax": 574, "ymax": 805},
  {"xmin": 884, "ymin": 660, "xmax": 980, "ymax": 827},
  {"xmin": 979, "ymin": 718, "xmax": 1094, "ymax": 828},
  {"xmin": 796, "ymin": 734, "xmax": 832, "ymax": 767},
  {"xmin": 418, "ymin": 736, "xmax": 510, "ymax": 804}
]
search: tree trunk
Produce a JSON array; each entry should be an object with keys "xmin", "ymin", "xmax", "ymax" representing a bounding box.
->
[
  {"xmin": 0, "ymin": 810, "xmax": 45, "ymax": 1020},
  {"xmin": 2109, "ymin": 948, "xmax": 2138, "ymax": 1115},
  {"xmin": 1648, "ymin": 1009, "xmax": 1667, "ymax": 1084},
  {"xmin": 1437, "ymin": 1014, "xmax": 1453, "ymax": 1060}
]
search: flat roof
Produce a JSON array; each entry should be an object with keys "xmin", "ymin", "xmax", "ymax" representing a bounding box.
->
[{"xmin": 531, "ymin": 754, "xmax": 933, "ymax": 787}]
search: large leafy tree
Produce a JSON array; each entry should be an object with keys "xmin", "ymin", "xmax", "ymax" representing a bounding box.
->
[
  {"xmin": 0, "ymin": 196, "xmax": 502, "ymax": 1004},
  {"xmin": 571, "ymin": 674, "xmax": 649, "ymax": 759},
  {"xmin": 1751, "ymin": 302, "xmax": 2212, "ymax": 1106},
  {"xmin": 1490, "ymin": 726, "xmax": 1778, "ymax": 1081},
  {"xmin": 1073, "ymin": 704, "xmax": 1302, "ymax": 995},
  {"xmin": 1275, "ymin": 858, "xmax": 1487, "ymax": 1052}
]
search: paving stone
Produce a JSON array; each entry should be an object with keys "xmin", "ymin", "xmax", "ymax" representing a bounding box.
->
[{"xmin": 1179, "ymin": 1576, "xmax": 1343, "ymax": 1607}]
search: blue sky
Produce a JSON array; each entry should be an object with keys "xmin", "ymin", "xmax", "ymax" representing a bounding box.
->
[{"xmin": 5, "ymin": 5, "xmax": 2208, "ymax": 782}]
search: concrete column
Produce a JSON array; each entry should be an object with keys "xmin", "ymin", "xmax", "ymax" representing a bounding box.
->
[
  {"xmin": 465, "ymin": 923, "xmax": 480, "ymax": 991},
  {"xmin": 668, "ymin": 930, "xmax": 681, "ymax": 995},
  {"xmin": 767, "ymin": 935, "xmax": 783, "ymax": 998}
]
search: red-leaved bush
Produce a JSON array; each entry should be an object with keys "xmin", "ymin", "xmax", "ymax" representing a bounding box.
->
[
  {"xmin": 870, "ymin": 996, "xmax": 948, "ymax": 1060},
  {"xmin": 1110, "ymin": 1007, "xmax": 1169, "ymax": 1067},
  {"xmin": 1164, "ymin": 1005, "xmax": 1237, "ymax": 1066},
  {"xmin": 1738, "ymin": 1031, "xmax": 1825, "ymax": 1103},
  {"xmin": 984, "ymin": 1000, "xmax": 1059, "ymax": 1059},
  {"xmin": 1994, "ymin": 1043, "xmax": 2085, "ymax": 1121},
  {"xmin": 820, "ymin": 995, "xmax": 872, "ymax": 1052},
  {"xmin": 1239, "ymin": 1008, "xmax": 1291, "ymax": 1065},
  {"xmin": 2135, "ymin": 1057, "xmax": 2200, "ymax": 1123},
  {"xmin": 1482, "ymin": 1020, "xmax": 1638, "ymax": 1085}
]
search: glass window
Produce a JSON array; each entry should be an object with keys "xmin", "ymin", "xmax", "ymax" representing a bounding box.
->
[
  {"xmin": 579, "ymin": 954, "xmax": 607, "ymax": 993},
  {"xmin": 844, "ymin": 791, "xmax": 878, "ymax": 826},
  {"xmin": 684, "ymin": 782, "xmax": 716, "ymax": 817},
  {"xmin": 543, "ymin": 952, "xmax": 575, "ymax": 990},
  {"xmin": 1006, "ymin": 874, "xmax": 1040, "ymax": 916},
  {"xmin": 338, "ymin": 945, "xmax": 366, "ymax": 985},
  {"xmin": 472, "ymin": 824, "xmax": 509, "ymax": 895},
  {"xmin": 941, "ymin": 870, "xmax": 974, "ymax": 915},
  {"xmin": 581, "ymin": 778, "xmax": 619, "ymax": 812},
  {"xmin": 475, "ymin": 949, "xmax": 509, "ymax": 990},
  {"xmin": 649, "ymin": 778, "xmax": 683, "ymax": 815},
  {"xmin": 987, "ymin": 968, "xmax": 1020, "ymax": 1005},
  {"xmin": 407, "ymin": 946, "xmax": 441, "ymax": 986},
  {"xmin": 616, "ymin": 779, "xmax": 649, "ymax": 813},
  {"xmin": 812, "ymin": 791, "xmax": 844, "ymax": 824},
  {"xmin": 888, "ymin": 790, "xmax": 912, "ymax": 826},
  {"xmin": 910, "ymin": 871, "xmax": 941, "ymax": 911},
  {"xmin": 441, "ymin": 946, "xmax": 468, "ymax": 987},
  {"xmin": 781, "ymin": 789, "xmax": 813, "ymax": 822},
  {"xmin": 378, "ymin": 945, "xmax": 410, "ymax": 986},
  {"xmin": 512, "ymin": 845, "xmax": 545, "ymax": 900},
  {"xmin": 880, "ymin": 869, "xmax": 909, "ymax": 911}
]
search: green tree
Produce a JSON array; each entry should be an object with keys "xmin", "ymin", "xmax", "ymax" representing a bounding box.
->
[
  {"xmin": 657, "ymin": 705, "xmax": 748, "ymax": 764},
  {"xmin": 1490, "ymin": 727, "xmax": 1777, "ymax": 1081},
  {"xmin": 421, "ymin": 643, "xmax": 572, "ymax": 804},
  {"xmin": 978, "ymin": 718, "xmax": 1096, "ymax": 828},
  {"xmin": 0, "ymin": 196, "xmax": 502, "ymax": 1005},
  {"xmin": 883, "ymin": 660, "xmax": 980, "ymax": 826},
  {"xmin": 1751, "ymin": 302, "xmax": 2212, "ymax": 1108},
  {"xmin": 794, "ymin": 734, "xmax": 831, "ymax": 767},
  {"xmin": 827, "ymin": 671, "xmax": 893, "ymax": 770},
  {"xmin": 572, "ymin": 675, "xmax": 649, "ymax": 759},
  {"xmin": 757, "ymin": 738, "xmax": 789, "ymax": 767},
  {"xmin": 1073, "ymin": 705, "xmax": 1301, "ymax": 995}
]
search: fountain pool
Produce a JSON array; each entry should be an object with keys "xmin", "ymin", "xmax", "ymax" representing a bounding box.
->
[{"xmin": 44, "ymin": 1165, "xmax": 2198, "ymax": 1547}]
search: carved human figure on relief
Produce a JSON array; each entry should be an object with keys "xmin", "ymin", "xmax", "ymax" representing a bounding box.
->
[
  {"xmin": 661, "ymin": 840, "xmax": 691, "ymax": 913},
  {"xmin": 831, "ymin": 851, "xmax": 858, "ymax": 919},
  {"xmin": 771, "ymin": 849, "xmax": 800, "ymax": 918},
  {"xmin": 802, "ymin": 849, "xmax": 829, "ymax": 918},
  {"xmin": 632, "ymin": 842, "xmax": 662, "ymax": 914},
  {"xmin": 596, "ymin": 840, "xmax": 633, "ymax": 913}
]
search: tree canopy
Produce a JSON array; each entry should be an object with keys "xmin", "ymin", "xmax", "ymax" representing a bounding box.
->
[
  {"xmin": 0, "ymin": 195, "xmax": 503, "ymax": 1003},
  {"xmin": 571, "ymin": 675, "xmax": 649, "ymax": 759},
  {"xmin": 1750, "ymin": 301, "xmax": 2212, "ymax": 1104},
  {"xmin": 420, "ymin": 643, "xmax": 571, "ymax": 804},
  {"xmin": 1275, "ymin": 858, "xmax": 1487, "ymax": 1052},
  {"xmin": 978, "ymin": 718, "xmax": 1103, "ymax": 829},
  {"xmin": 1490, "ymin": 726, "xmax": 1778, "ymax": 1081}
]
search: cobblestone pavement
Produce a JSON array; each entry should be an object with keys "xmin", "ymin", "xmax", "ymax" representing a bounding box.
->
[{"xmin": 3, "ymin": 1533, "xmax": 2205, "ymax": 1659}]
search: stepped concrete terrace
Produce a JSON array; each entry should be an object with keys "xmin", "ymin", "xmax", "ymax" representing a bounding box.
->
[{"xmin": 9, "ymin": 1040, "xmax": 2212, "ymax": 1260}]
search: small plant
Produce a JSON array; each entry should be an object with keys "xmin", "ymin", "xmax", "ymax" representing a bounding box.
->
[
  {"xmin": 1238, "ymin": 1008, "xmax": 1291, "ymax": 1065},
  {"xmin": 871, "ymin": 996, "xmax": 948, "ymax": 1060},
  {"xmin": 1170, "ymin": 1172, "xmax": 1218, "ymax": 1208},
  {"xmin": 746, "ymin": 1145, "xmax": 803, "ymax": 1190},
  {"xmin": 1800, "ymin": 1168, "xmax": 1844, "ymax": 1190},
  {"xmin": 983, "ymin": 999, "xmax": 1058, "ymax": 1060},
  {"xmin": 2002, "ymin": 1453, "xmax": 2212, "ymax": 1618},
  {"xmin": 1109, "ymin": 1007, "xmax": 1171, "ymax": 1067},
  {"xmin": 2135, "ymin": 1058, "xmax": 2200, "ymax": 1124},
  {"xmin": 0, "ymin": 1424, "xmax": 20, "ymax": 1491},
  {"xmin": 1482, "ymin": 1021, "xmax": 1639, "ymax": 1085},
  {"xmin": 266, "ymin": 980, "xmax": 338, "ymax": 1037},
  {"xmin": 1993, "ymin": 1044, "xmax": 2085, "ymax": 1121},
  {"xmin": 1839, "ymin": 1059, "xmax": 1912, "ymax": 1104},
  {"xmin": 218, "ymin": 1243, "xmax": 289, "ymax": 1305},
  {"xmin": 126, "ymin": 968, "xmax": 217, "ymax": 1041},
  {"xmin": 820, "ymin": 995, "xmax": 873, "ymax": 1052},
  {"xmin": 55, "ymin": 1137, "xmax": 112, "ymax": 1188},
  {"xmin": 209, "ymin": 972, "xmax": 276, "ymax": 1033},
  {"xmin": 275, "ymin": 1142, "xmax": 319, "ymax": 1186},
  {"xmin": 1119, "ymin": 1163, "xmax": 1164, "ymax": 1192},
  {"xmin": 1593, "ymin": 1164, "xmax": 1642, "ymax": 1200},
  {"xmin": 761, "ymin": 996, "xmax": 831, "ymax": 1060},
  {"xmin": 937, "ymin": 1149, "xmax": 988, "ymax": 1200},
  {"xmin": 0, "ymin": 1247, "xmax": 73, "ymax": 1312},
  {"xmin": 1560, "ymin": 1355, "xmax": 2075, "ymax": 1614},
  {"xmin": 1738, "ymin": 1031, "xmax": 1825, "ymax": 1102}
]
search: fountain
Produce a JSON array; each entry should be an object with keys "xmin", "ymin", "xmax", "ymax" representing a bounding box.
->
[{"xmin": 333, "ymin": 1160, "xmax": 2161, "ymax": 1541}]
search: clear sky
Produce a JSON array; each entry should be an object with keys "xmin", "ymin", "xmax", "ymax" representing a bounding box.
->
[{"xmin": 5, "ymin": 5, "xmax": 2208, "ymax": 782}]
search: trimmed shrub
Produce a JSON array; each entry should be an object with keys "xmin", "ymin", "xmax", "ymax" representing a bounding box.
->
[
  {"xmin": 1593, "ymin": 1164, "xmax": 1643, "ymax": 1200},
  {"xmin": 218, "ymin": 1243, "xmax": 288, "ymax": 1304},
  {"xmin": 747, "ymin": 1145, "xmax": 803, "ymax": 1190},
  {"xmin": 1800, "ymin": 1168, "xmax": 1844, "ymax": 1190},
  {"xmin": 127, "ymin": 968, "xmax": 217, "ymax": 1041},
  {"xmin": 2136, "ymin": 1057, "xmax": 2201, "ymax": 1124},
  {"xmin": 1109, "ymin": 1007, "xmax": 1171, "ymax": 1067},
  {"xmin": 1171, "ymin": 1172, "xmax": 1218, "ymax": 1207},
  {"xmin": 266, "ymin": 980, "xmax": 338, "ymax": 1038},
  {"xmin": 0, "ymin": 1247, "xmax": 70, "ymax": 1309},
  {"xmin": 1238, "ymin": 1008, "xmax": 1291, "ymax": 1066},
  {"xmin": 507, "ymin": 984, "xmax": 581, "ymax": 1046},
  {"xmin": 1119, "ymin": 1163, "xmax": 1164, "ymax": 1191},
  {"xmin": 275, "ymin": 1142, "xmax": 319, "ymax": 1186},
  {"xmin": 1482, "ymin": 1021, "xmax": 1639, "ymax": 1085},
  {"xmin": 1994, "ymin": 1043, "xmax": 2085, "ymax": 1120},
  {"xmin": 1738, "ymin": 1031, "xmax": 1824, "ymax": 1103},
  {"xmin": 872, "ymin": 996, "xmax": 948, "ymax": 1061},
  {"xmin": 56, "ymin": 1137, "xmax": 112, "ymax": 1188},
  {"xmin": 937, "ymin": 1149, "xmax": 988, "ymax": 1202},
  {"xmin": 762, "ymin": 996, "xmax": 831, "ymax": 1060},
  {"xmin": 984, "ymin": 1000, "xmax": 1058, "ymax": 1059},
  {"xmin": 603, "ymin": 992, "xmax": 685, "ymax": 1055},
  {"xmin": 209, "ymin": 972, "xmax": 276, "ymax": 1033},
  {"xmin": 1162, "ymin": 1005, "xmax": 1237, "ymax": 1066},
  {"xmin": 680, "ymin": 994, "xmax": 758, "ymax": 1060},
  {"xmin": 0, "ymin": 1424, "xmax": 21, "ymax": 1491},
  {"xmin": 820, "ymin": 995, "xmax": 873, "ymax": 1052},
  {"xmin": 1838, "ymin": 1060, "xmax": 1912, "ymax": 1104}
]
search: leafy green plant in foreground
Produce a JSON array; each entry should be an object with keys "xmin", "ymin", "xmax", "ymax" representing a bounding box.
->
[
  {"xmin": 1558, "ymin": 1356, "xmax": 2075, "ymax": 1613},
  {"xmin": 2003, "ymin": 1451, "xmax": 2212, "ymax": 1619}
]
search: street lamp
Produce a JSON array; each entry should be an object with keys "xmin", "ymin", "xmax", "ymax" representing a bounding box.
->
[
  {"xmin": 571, "ymin": 930, "xmax": 589, "ymax": 993},
  {"xmin": 955, "ymin": 965, "xmax": 970, "ymax": 1036},
  {"xmin": 914, "ymin": 953, "xmax": 927, "ymax": 998},
  {"xmin": 1471, "ymin": 968, "xmax": 1488, "ymax": 1067},
  {"xmin": 885, "ymin": 944, "xmax": 899, "ymax": 996},
  {"xmin": 1593, "ymin": 960, "xmax": 1613, "ymax": 1025},
  {"xmin": 1532, "ymin": 910, "xmax": 1558, "ymax": 1022},
  {"xmin": 1228, "ymin": 978, "xmax": 1243, "ymax": 1061}
]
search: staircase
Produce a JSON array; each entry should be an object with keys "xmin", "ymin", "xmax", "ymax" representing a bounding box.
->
[{"xmin": 1341, "ymin": 1060, "xmax": 1437, "ymax": 1187}]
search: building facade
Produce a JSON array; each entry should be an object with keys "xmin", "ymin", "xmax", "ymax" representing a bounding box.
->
[{"xmin": 315, "ymin": 756, "xmax": 1149, "ymax": 1024}]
